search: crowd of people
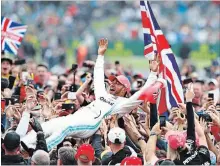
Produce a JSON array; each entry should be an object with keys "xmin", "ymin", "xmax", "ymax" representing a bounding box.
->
[
  {"xmin": 2, "ymin": 1, "xmax": 219, "ymax": 68},
  {"xmin": 1, "ymin": 38, "xmax": 220, "ymax": 165}
]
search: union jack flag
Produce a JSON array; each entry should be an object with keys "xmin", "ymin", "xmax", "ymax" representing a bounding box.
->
[
  {"xmin": 140, "ymin": 1, "xmax": 184, "ymax": 115},
  {"xmin": 1, "ymin": 17, "xmax": 27, "ymax": 55}
]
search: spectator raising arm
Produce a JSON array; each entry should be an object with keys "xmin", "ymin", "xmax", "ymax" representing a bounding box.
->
[
  {"xmin": 16, "ymin": 98, "xmax": 37, "ymax": 138},
  {"xmin": 76, "ymin": 73, "xmax": 92, "ymax": 105},
  {"xmin": 185, "ymin": 83, "xmax": 197, "ymax": 148},
  {"xmin": 145, "ymin": 123, "xmax": 161, "ymax": 165}
]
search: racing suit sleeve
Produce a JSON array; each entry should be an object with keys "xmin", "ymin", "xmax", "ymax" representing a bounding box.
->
[
  {"xmin": 111, "ymin": 72, "xmax": 158, "ymax": 115},
  {"xmin": 129, "ymin": 72, "xmax": 158, "ymax": 101},
  {"xmin": 16, "ymin": 111, "xmax": 30, "ymax": 138},
  {"xmin": 94, "ymin": 55, "xmax": 107, "ymax": 98}
]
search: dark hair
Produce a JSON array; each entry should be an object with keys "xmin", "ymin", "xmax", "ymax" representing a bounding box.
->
[
  {"xmin": 3, "ymin": 131, "xmax": 20, "ymax": 151},
  {"xmin": 37, "ymin": 64, "xmax": 48, "ymax": 70}
]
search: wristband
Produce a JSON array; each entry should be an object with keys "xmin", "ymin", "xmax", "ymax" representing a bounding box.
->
[{"xmin": 150, "ymin": 131, "xmax": 158, "ymax": 137}]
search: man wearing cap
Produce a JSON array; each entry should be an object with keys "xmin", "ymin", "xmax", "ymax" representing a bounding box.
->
[
  {"xmin": 2, "ymin": 131, "xmax": 28, "ymax": 165},
  {"xmin": 75, "ymin": 144, "xmax": 95, "ymax": 165},
  {"xmin": 121, "ymin": 156, "xmax": 142, "ymax": 166},
  {"xmin": 1, "ymin": 56, "xmax": 13, "ymax": 79},
  {"xmin": 102, "ymin": 127, "xmax": 138, "ymax": 165},
  {"xmin": 22, "ymin": 39, "xmax": 165, "ymax": 151}
]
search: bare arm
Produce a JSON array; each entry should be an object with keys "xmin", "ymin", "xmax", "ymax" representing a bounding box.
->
[
  {"xmin": 194, "ymin": 118, "xmax": 208, "ymax": 147},
  {"xmin": 76, "ymin": 74, "xmax": 92, "ymax": 105},
  {"xmin": 205, "ymin": 132, "xmax": 218, "ymax": 156},
  {"xmin": 145, "ymin": 123, "xmax": 160, "ymax": 164}
]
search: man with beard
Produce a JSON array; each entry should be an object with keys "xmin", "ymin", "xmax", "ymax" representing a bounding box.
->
[{"xmin": 21, "ymin": 39, "xmax": 166, "ymax": 151}]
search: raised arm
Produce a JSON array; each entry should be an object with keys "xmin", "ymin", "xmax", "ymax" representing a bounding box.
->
[
  {"xmin": 128, "ymin": 60, "xmax": 158, "ymax": 101},
  {"xmin": 185, "ymin": 83, "xmax": 196, "ymax": 143},
  {"xmin": 76, "ymin": 73, "xmax": 92, "ymax": 105},
  {"xmin": 16, "ymin": 98, "xmax": 37, "ymax": 137},
  {"xmin": 94, "ymin": 39, "xmax": 108, "ymax": 98}
]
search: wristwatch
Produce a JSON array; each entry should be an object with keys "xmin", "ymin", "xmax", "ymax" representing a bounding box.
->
[{"xmin": 138, "ymin": 136, "xmax": 145, "ymax": 141}]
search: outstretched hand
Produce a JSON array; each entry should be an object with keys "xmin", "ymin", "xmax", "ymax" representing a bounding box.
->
[
  {"xmin": 185, "ymin": 83, "xmax": 195, "ymax": 102},
  {"xmin": 98, "ymin": 38, "xmax": 108, "ymax": 56}
]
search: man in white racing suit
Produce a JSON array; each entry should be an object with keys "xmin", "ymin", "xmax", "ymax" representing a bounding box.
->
[{"xmin": 21, "ymin": 39, "xmax": 165, "ymax": 151}]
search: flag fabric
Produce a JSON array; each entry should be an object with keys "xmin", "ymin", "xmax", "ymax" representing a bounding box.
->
[
  {"xmin": 140, "ymin": 1, "xmax": 184, "ymax": 115},
  {"xmin": 1, "ymin": 17, "xmax": 28, "ymax": 55}
]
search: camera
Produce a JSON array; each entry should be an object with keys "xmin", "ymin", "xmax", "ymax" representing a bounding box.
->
[
  {"xmin": 72, "ymin": 64, "xmax": 78, "ymax": 71},
  {"xmin": 199, "ymin": 114, "xmax": 212, "ymax": 122}
]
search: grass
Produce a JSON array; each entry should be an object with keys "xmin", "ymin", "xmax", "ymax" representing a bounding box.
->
[{"xmin": 106, "ymin": 55, "xmax": 213, "ymax": 71}]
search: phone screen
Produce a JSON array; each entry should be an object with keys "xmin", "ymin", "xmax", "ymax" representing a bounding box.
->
[
  {"xmin": 62, "ymin": 103, "xmax": 75, "ymax": 111},
  {"xmin": 208, "ymin": 93, "xmax": 214, "ymax": 100},
  {"xmin": 159, "ymin": 116, "xmax": 166, "ymax": 128},
  {"xmin": 22, "ymin": 72, "xmax": 29, "ymax": 82},
  {"xmin": 54, "ymin": 93, "xmax": 61, "ymax": 100},
  {"xmin": 11, "ymin": 95, "xmax": 20, "ymax": 104}
]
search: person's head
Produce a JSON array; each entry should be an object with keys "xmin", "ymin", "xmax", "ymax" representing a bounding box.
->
[
  {"xmin": 120, "ymin": 156, "xmax": 142, "ymax": 166},
  {"xmin": 155, "ymin": 159, "xmax": 176, "ymax": 165},
  {"xmin": 58, "ymin": 74, "xmax": 67, "ymax": 83},
  {"xmin": 107, "ymin": 127, "xmax": 126, "ymax": 153},
  {"xmin": 1, "ymin": 57, "xmax": 13, "ymax": 76},
  {"xmin": 75, "ymin": 144, "xmax": 95, "ymax": 166},
  {"xmin": 27, "ymin": 59, "xmax": 37, "ymax": 74},
  {"xmin": 57, "ymin": 147, "xmax": 76, "ymax": 165},
  {"xmin": 165, "ymin": 130, "xmax": 199, "ymax": 160},
  {"xmin": 109, "ymin": 75, "xmax": 131, "ymax": 97},
  {"xmin": 36, "ymin": 64, "xmax": 48, "ymax": 82},
  {"xmin": 208, "ymin": 79, "xmax": 218, "ymax": 91},
  {"xmin": 2, "ymin": 131, "xmax": 20, "ymax": 155},
  {"xmin": 31, "ymin": 150, "xmax": 50, "ymax": 165},
  {"xmin": 11, "ymin": 65, "xmax": 21, "ymax": 77},
  {"xmin": 193, "ymin": 82, "xmax": 203, "ymax": 98},
  {"xmin": 63, "ymin": 140, "xmax": 73, "ymax": 147}
]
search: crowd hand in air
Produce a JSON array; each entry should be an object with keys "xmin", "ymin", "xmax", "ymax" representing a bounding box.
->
[
  {"xmin": 199, "ymin": 117, "xmax": 210, "ymax": 134},
  {"xmin": 124, "ymin": 114, "xmax": 142, "ymax": 141},
  {"xmin": 185, "ymin": 83, "xmax": 195, "ymax": 102}
]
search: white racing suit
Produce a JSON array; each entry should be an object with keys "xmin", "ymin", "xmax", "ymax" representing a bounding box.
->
[{"xmin": 21, "ymin": 55, "xmax": 160, "ymax": 151}]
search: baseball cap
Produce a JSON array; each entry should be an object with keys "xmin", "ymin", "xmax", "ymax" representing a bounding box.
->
[
  {"xmin": 159, "ymin": 159, "xmax": 175, "ymax": 165},
  {"xmin": 3, "ymin": 131, "xmax": 20, "ymax": 151},
  {"xmin": 1, "ymin": 57, "xmax": 13, "ymax": 65},
  {"xmin": 109, "ymin": 75, "xmax": 131, "ymax": 92},
  {"xmin": 165, "ymin": 130, "xmax": 200, "ymax": 150},
  {"xmin": 120, "ymin": 157, "xmax": 142, "ymax": 166},
  {"xmin": 165, "ymin": 131, "xmax": 186, "ymax": 150},
  {"xmin": 108, "ymin": 127, "xmax": 126, "ymax": 144},
  {"xmin": 75, "ymin": 144, "xmax": 95, "ymax": 163}
]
